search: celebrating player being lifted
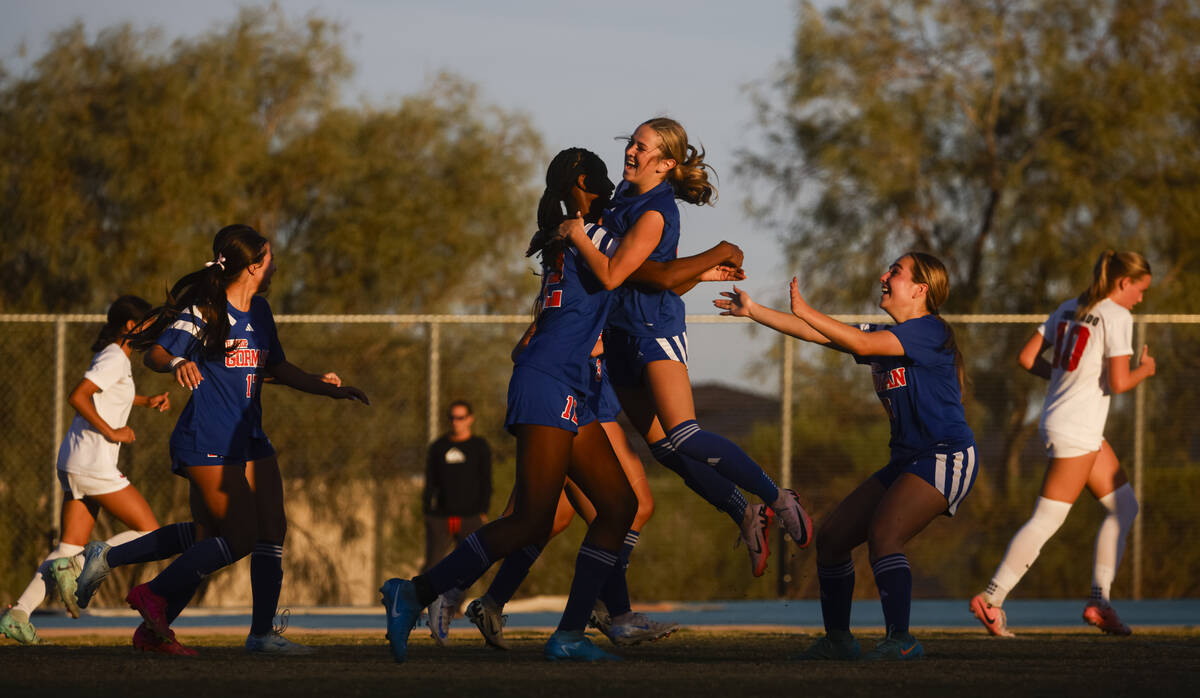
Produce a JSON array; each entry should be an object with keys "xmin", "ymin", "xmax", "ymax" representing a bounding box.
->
[
  {"xmin": 716, "ymin": 252, "xmax": 978, "ymax": 660},
  {"xmin": 971, "ymin": 251, "xmax": 1154, "ymax": 637}
]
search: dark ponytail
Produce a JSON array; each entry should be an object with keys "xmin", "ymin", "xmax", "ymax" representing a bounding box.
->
[
  {"xmin": 91, "ymin": 295, "xmax": 152, "ymax": 352},
  {"xmin": 128, "ymin": 225, "xmax": 270, "ymax": 359}
]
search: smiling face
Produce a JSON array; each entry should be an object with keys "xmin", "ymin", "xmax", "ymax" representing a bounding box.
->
[
  {"xmin": 1109, "ymin": 274, "xmax": 1151, "ymax": 310},
  {"xmin": 622, "ymin": 124, "xmax": 675, "ymax": 193},
  {"xmin": 878, "ymin": 256, "xmax": 928, "ymax": 318}
]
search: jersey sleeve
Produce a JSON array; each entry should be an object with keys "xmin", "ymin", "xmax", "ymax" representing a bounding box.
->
[
  {"xmin": 82, "ymin": 347, "xmax": 126, "ymax": 391},
  {"xmin": 585, "ymin": 224, "xmax": 617, "ymax": 259},
  {"xmin": 157, "ymin": 306, "xmax": 205, "ymax": 359},
  {"xmin": 1103, "ymin": 306, "xmax": 1134, "ymax": 358},
  {"xmin": 889, "ymin": 315, "xmax": 947, "ymax": 365},
  {"xmin": 257, "ymin": 298, "xmax": 286, "ymax": 366}
]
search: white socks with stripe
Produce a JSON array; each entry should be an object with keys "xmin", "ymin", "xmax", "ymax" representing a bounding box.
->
[
  {"xmin": 1091, "ymin": 484, "xmax": 1138, "ymax": 603},
  {"xmin": 985, "ymin": 497, "xmax": 1072, "ymax": 606}
]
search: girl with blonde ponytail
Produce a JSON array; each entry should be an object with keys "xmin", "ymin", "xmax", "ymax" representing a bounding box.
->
[
  {"xmin": 972, "ymin": 250, "xmax": 1154, "ymax": 638},
  {"xmin": 716, "ymin": 252, "xmax": 978, "ymax": 660}
]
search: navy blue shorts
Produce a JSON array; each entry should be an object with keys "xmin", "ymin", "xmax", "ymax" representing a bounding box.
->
[
  {"xmin": 505, "ymin": 365, "xmax": 596, "ymax": 435},
  {"xmin": 873, "ymin": 442, "xmax": 978, "ymax": 516},
  {"xmin": 171, "ymin": 436, "xmax": 276, "ymax": 474},
  {"xmin": 604, "ymin": 328, "xmax": 689, "ymax": 388},
  {"xmin": 588, "ymin": 358, "xmax": 622, "ymax": 423}
]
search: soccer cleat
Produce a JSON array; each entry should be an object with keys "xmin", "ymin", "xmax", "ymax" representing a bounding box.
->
[
  {"xmin": 862, "ymin": 628, "xmax": 924, "ymax": 661},
  {"xmin": 0, "ymin": 606, "xmax": 41, "ymax": 645},
  {"xmin": 50, "ymin": 556, "xmax": 83, "ymax": 619},
  {"xmin": 247, "ymin": 609, "xmax": 315, "ymax": 655},
  {"xmin": 601, "ymin": 611, "xmax": 680, "ymax": 646},
  {"xmin": 737, "ymin": 504, "xmax": 773, "ymax": 577},
  {"xmin": 772, "ymin": 489, "xmax": 814, "ymax": 548},
  {"xmin": 133, "ymin": 622, "xmax": 197, "ymax": 657},
  {"xmin": 75, "ymin": 541, "xmax": 112, "ymax": 610},
  {"xmin": 544, "ymin": 630, "xmax": 621, "ymax": 662},
  {"xmin": 1083, "ymin": 600, "xmax": 1132, "ymax": 636},
  {"xmin": 589, "ymin": 599, "xmax": 613, "ymax": 635},
  {"xmin": 126, "ymin": 583, "xmax": 172, "ymax": 643},
  {"xmin": 970, "ymin": 594, "xmax": 1015, "ymax": 637},
  {"xmin": 794, "ymin": 629, "xmax": 861, "ymax": 660},
  {"xmin": 465, "ymin": 596, "xmax": 509, "ymax": 650},
  {"xmin": 426, "ymin": 593, "xmax": 454, "ymax": 647},
  {"xmin": 380, "ymin": 578, "xmax": 423, "ymax": 663}
]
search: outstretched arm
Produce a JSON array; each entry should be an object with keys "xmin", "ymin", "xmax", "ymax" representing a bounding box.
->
[
  {"xmin": 714, "ymin": 284, "xmax": 836, "ymax": 346},
  {"xmin": 266, "ymin": 360, "xmax": 369, "ymax": 404},
  {"xmin": 787, "ymin": 277, "xmax": 903, "ymax": 356},
  {"xmin": 629, "ymin": 241, "xmax": 745, "ymax": 293}
]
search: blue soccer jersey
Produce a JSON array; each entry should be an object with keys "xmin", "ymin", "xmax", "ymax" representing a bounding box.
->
[
  {"xmin": 158, "ymin": 295, "xmax": 285, "ymax": 460},
  {"xmin": 603, "ymin": 180, "xmax": 686, "ymax": 337},
  {"xmin": 854, "ymin": 315, "xmax": 974, "ymax": 461},
  {"xmin": 515, "ymin": 224, "xmax": 619, "ymax": 394}
]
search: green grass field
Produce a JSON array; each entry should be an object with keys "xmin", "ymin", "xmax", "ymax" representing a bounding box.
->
[{"xmin": 5, "ymin": 628, "xmax": 1199, "ymax": 697}]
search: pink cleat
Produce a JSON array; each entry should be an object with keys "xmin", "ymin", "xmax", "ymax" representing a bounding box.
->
[
  {"xmin": 738, "ymin": 505, "xmax": 773, "ymax": 578},
  {"xmin": 1083, "ymin": 600, "xmax": 1131, "ymax": 636},
  {"xmin": 126, "ymin": 583, "xmax": 172, "ymax": 643},
  {"xmin": 133, "ymin": 622, "xmax": 197, "ymax": 657},
  {"xmin": 969, "ymin": 594, "xmax": 1015, "ymax": 637}
]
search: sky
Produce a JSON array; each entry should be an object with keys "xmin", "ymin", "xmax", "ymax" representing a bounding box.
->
[{"xmin": 0, "ymin": 0, "xmax": 814, "ymax": 393}]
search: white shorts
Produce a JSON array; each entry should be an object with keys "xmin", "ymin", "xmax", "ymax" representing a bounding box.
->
[
  {"xmin": 57, "ymin": 468, "xmax": 130, "ymax": 500},
  {"xmin": 1041, "ymin": 428, "xmax": 1103, "ymax": 459}
]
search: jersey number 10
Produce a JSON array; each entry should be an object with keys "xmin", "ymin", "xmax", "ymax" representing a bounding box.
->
[{"xmin": 1052, "ymin": 321, "xmax": 1091, "ymax": 372}]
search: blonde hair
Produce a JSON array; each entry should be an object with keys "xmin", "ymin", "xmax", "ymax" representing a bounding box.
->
[
  {"xmin": 641, "ymin": 117, "xmax": 717, "ymax": 206},
  {"xmin": 905, "ymin": 251, "xmax": 965, "ymax": 394},
  {"xmin": 1077, "ymin": 250, "xmax": 1151, "ymax": 315}
]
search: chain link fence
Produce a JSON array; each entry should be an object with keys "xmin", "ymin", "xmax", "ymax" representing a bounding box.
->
[{"xmin": 2, "ymin": 313, "xmax": 1198, "ymax": 610}]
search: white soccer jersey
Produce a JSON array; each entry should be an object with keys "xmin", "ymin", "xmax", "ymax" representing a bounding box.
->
[
  {"xmin": 56, "ymin": 343, "xmax": 137, "ymax": 475},
  {"xmin": 1038, "ymin": 297, "xmax": 1133, "ymax": 445}
]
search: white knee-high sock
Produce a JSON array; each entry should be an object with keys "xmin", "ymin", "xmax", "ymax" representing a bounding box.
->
[
  {"xmin": 985, "ymin": 497, "xmax": 1073, "ymax": 606},
  {"xmin": 14, "ymin": 543, "xmax": 84, "ymax": 616},
  {"xmin": 1091, "ymin": 484, "xmax": 1138, "ymax": 603}
]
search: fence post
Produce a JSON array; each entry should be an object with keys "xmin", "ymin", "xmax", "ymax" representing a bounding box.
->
[
  {"xmin": 777, "ymin": 335, "xmax": 794, "ymax": 597},
  {"xmin": 1132, "ymin": 319, "xmax": 1145, "ymax": 600},
  {"xmin": 51, "ymin": 318, "xmax": 65, "ymax": 546},
  {"xmin": 428, "ymin": 321, "xmax": 441, "ymax": 445}
]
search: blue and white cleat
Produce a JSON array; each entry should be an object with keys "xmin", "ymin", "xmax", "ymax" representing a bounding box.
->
[
  {"xmin": 75, "ymin": 541, "xmax": 112, "ymax": 610},
  {"xmin": 380, "ymin": 578, "xmax": 422, "ymax": 663},
  {"xmin": 544, "ymin": 630, "xmax": 621, "ymax": 662}
]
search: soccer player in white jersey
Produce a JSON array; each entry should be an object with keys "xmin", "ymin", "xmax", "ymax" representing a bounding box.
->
[
  {"xmin": 971, "ymin": 250, "xmax": 1154, "ymax": 637},
  {"xmin": 1, "ymin": 296, "xmax": 171, "ymax": 645}
]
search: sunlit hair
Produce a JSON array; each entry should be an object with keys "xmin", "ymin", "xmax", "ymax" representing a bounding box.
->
[
  {"xmin": 91, "ymin": 295, "xmax": 152, "ymax": 352},
  {"xmin": 905, "ymin": 251, "xmax": 965, "ymax": 394},
  {"xmin": 128, "ymin": 224, "xmax": 270, "ymax": 359},
  {"xmin": 1077, "ymin": 250, "xmax": 1151, "ymax": 315},
  {"xmin": 640, "ymin": 117, "xmax": 717, "ymax": 206}
]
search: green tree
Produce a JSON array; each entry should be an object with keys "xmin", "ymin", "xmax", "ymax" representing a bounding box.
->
[{"xmin": 744, "ymin": 0, "xmax": 1200, "ymax": 596}]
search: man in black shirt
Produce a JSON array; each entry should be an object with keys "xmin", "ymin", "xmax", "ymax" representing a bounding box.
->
[{"xmin": 422, "ymin": 400, "xmax": 492, "ymax": 574}]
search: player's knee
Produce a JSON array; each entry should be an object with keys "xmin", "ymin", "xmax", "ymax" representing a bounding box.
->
[{"xmin": 866, "ymin": 525, "xmax": 903, "ymax": 559}]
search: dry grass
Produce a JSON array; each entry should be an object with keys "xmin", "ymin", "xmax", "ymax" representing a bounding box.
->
[{"xmin": 5, "ymin": 627, "xmax": 1199, "ymax": 697}]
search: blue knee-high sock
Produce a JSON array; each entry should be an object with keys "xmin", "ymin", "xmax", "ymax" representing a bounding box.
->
[
  {"xmin": 165, "ymin": 585, "xmax": 198, "ymax": 623},
  {"xmin": 250, "ymin": 541, "xmax": 284, "ymax": 636},
  {"xmin": 872, "ymin": 553, "xmax": 912, "ymax": 634},
  {"xmin": 107, "ymin": 523, "xmax": 197, "ymax": 568},
  {"xmin": 598, "ymin": 530, "xmax": 639, "ymax": 617},
  {"xmin": 147, "ymin": 536, "xmax": 237, "ymax": 598},
  {"xmin": 650, "ymin": 438, "xmax": 744, "ymax": 524},
  {"xmin": 667, "ymin": 420, "xmax": 779, "ymax": 503},
  {"xmin": 817, "ymin": 559, "xmax": 856, "ymax": 633},
  {"xmin": 557, "ymin": 544, "xmax": 619, "ymax": 632},
  {"xmin": 423, "ymin": 532, "xmax": 494, "ymax": 598},
  {"xmin": 485, "ymin": 544, "xmax": 542, "ymax": 606}
]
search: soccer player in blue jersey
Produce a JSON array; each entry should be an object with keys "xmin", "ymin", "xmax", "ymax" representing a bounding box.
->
[
  {"xmin": 382, "ymin": 147, "xmax": 687, "ymax": 663},
  {"xmin": 75, "ymin": 225, "xmax": 368, "ymax": 656},
  {"xmin": 716, "ymin": 252, "xmax": 977, "ymax": 660},
  {"xmin": 562, "ymin": 117, "xmax": 813, "ymax": 577}
]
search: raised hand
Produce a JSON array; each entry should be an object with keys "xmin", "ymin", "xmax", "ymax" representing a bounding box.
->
[
  {"xmin": 789, "ymin": 277, "xmax": 812, "ymax": 318},
  {"xmin": 713, "ymin": 285, "xmax": 756, "ymax": 317}
]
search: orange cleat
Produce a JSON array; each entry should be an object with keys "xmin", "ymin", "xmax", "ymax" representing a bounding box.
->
[{"xmin": 1083, "ymin": 600, "xmax": 1132, "ymax": 636}]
